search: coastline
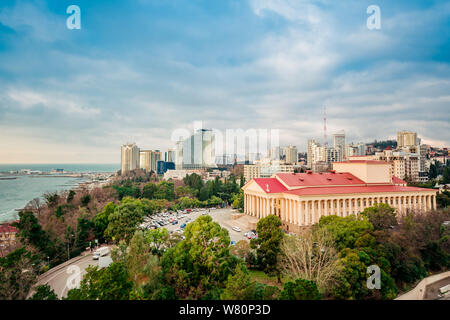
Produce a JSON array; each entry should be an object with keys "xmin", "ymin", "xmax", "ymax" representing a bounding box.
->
[{"xmin": 0, "ymin": 172, "xmax": 116, "ymax": 224}]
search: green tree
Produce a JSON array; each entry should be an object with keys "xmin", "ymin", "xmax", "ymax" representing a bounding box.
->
[
  {"xmin": 154, "ymin": 181, "xmax": 175, "ymax": 201},
  {"xmin": 142, "ymin": 183, "xmax": 158, "ymax": 200},
  {"xmin": 55, "ymin": 205, "xmax": 65, "ymax": 218},
  {"xmin": 361, "ymin": 204, "xmax": 397, "ymax": 231},
  {"xmin": 280, "ymin": 279, "xmax": 321, "ymax": 300},
  {"xmin": 80, "ymin": 194, "xmax": 91, "ymax": 207},
  {"xmin": 220, "ymin": 263, "xmax": 256, "ymax": 300},
  {"xmin": 160, "ymin": 215, "xmax": 238, "ymax": 299},
  {"xmin": 318, "ymin": 215, "xmax": 373, "ymax": 251},
  {"xmin": 0, "ymin": 247, "xmax": 41, "ymax": 300},
  {"xmin": 250, "ymin": 215, "xmax": 284, "ymax": 283},
  {"xmin": 29, "ymin": 284, "xmax": 58, "ymax": 300},
  {"xmin": 105, "ymin": 199, "xmax": 145, "ymax": 243},
  {"xmin": 94, "ymin": 202, "xmax": 117, "ymax": 240},
  {"xmin": 65, "ymin": 262, "xmax": 132, "ymax": 300},
  {"xmin": 67, "ymin": 190, "xmax": 76, "ymax": 203}
]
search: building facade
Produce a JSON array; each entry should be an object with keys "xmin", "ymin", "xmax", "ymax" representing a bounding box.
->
[
  {"xmin": 242, "ymin": 160, "xmax": 437, "ymax": 233},
  {"xmin": 397, "ymin": 131, "xmax": 419, "ymax": 148},
  {"xmin": 121, "ymin": 143, "xmax": 140, "ymax": 174},
  {"xmin": 284, "ymin": 145, "xmax": 298, "ymax": 164},
  {"xmin": 182, "ymin": 129, "xmax": 216, "ymax": 169},
  {"xmin": 244, "ymin": 160, "xmax": 294, "ymax": 182},
  {"xmin": 140, "ymin": 150, "xmax": 162, "ymax": 173}
]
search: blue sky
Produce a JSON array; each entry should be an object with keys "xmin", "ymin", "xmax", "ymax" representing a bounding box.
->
[{"xmin": 0, "ymin": 0, "xmax": 449, "ymax": 163}]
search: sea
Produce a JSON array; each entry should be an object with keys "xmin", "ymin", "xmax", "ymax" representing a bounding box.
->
[{"xmin": 0, "ymin": 164, "xmax": 119, "ymax": 223}]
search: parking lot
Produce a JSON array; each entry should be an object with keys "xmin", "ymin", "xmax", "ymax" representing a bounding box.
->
[{"xmin": 139, "ymin": 207, "xmax": 258, "ymax": 243}]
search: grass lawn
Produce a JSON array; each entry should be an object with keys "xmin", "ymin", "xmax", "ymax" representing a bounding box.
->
[{"xmin": 248, "ymin": 269, "xmax": 289, "ymax": 289}]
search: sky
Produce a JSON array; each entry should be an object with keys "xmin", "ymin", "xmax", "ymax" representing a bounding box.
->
[{"xmin": 0, "ymin": 0, "xmax": 449, "ymax": 163}]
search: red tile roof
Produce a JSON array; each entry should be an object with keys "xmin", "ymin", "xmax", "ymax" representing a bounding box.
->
[
  {"xmin": 284, "ymin": 185, "xmax": 433, "ymax": 196},
  {"xmin": 253, "ymin": 178, "xmax": 287, "ymax": 193},
  {"xmin": 0, "ymin": 225, "xmax": 18, "ymax": 233},
  {"xmin": 392, "ymin": 176, "xmax": 407, "ymax": 185},
  {"xmin": 276, "ymin": 172, "xmax": 365, "ymax": 188}
]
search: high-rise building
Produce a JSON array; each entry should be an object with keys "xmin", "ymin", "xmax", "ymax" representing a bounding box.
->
[
  {"xmin": 284, "ymin": 145, "xmax": 298, "ymax": 164},
  {"xmin": 269, "ymin": 147, "xmax": 281, "ymax": 160},
  {"xmin": 167, "ymin": 148, "xmax": 176, "ymax": 163},
  {"xmin": 140, "ymin": 150, "xmax": 161, "ymax": 173},
  {"xmin": 182, "ymin": 129, "xmax": 216, "ymax": 169},
  {"xmin": 397, "ymin": 131, "xmax": 419, "ymax": 148},
  {"xmin": 121, "ymin": 143, "xmax": 140, "ymax": 174},
  {"xmin": 175, "ymin": 141, "xmax": 183, "ymax": 170},
  {"xmin": 333, "ymin": 130, "xmax": 346, "ymax": 161}
]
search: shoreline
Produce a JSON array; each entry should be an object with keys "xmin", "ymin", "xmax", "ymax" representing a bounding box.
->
[{"xmin": 0, "ymin": 172, "xmax": 116, "ymax": 224}]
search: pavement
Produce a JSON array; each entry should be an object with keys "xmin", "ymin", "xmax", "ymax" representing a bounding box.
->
[{"xmin": 33, "ymin": 252, "xmax": 99, "ymax": 299}]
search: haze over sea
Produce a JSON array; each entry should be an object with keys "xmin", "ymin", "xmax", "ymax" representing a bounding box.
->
[{"xmin": 0, "ymin": 164, "xmax": 118, "ymax": 223}]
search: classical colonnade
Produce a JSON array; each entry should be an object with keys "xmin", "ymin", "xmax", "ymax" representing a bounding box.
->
[{"xmin": 244, "ymin": 193, "xmax": 437, "ymax": 227}]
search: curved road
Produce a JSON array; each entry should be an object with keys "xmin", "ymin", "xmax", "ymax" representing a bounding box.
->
[{"xmin": 34, "ymin": 253, "xmax": 99, "ymax": 299}]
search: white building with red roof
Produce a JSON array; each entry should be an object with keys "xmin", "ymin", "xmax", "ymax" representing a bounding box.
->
[{"xmin": 242, "ymin": 160, "xmax": 437, "ymax": 232}]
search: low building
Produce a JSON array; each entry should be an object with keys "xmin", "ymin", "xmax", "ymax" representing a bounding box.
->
[
  {"xmin": 244, "ymin": 160, "xmax": 294, "ymax": 182},
  {"xmin": 0, "ymin": 224, "xmax": 18, "ymax": 250},
  {"xmin": 242, "ymin": 160, "xmax": 437, "ymax": 233},
  {"xmin": 163, "ymin": 169, "xmax": 205, "ymax": 180}
]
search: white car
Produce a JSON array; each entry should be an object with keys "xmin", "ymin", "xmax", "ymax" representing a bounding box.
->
[
  {"xmin": 93, "ymin": 247, "xmax": 109, "ymax": 260},
  {"xmin": 232, "ymin": 226, "xmax": 241, "ymax": 232}
]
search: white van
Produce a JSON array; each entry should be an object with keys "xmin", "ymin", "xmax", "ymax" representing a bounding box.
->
[{"xmin": 93, "ymin": 247, "xmax": 110, "ymax": 260}]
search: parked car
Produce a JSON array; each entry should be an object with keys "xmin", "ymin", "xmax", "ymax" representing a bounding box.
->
[
  {"xmin": 180, "ymin": 223, "xmax": 186, "ymax": 228},
  {"xmin": 231, "ymin": 241, "xmax": 236, "ymax": 245},
  {"xmin": 172, "ymin": 220, "xmax": 178, "ymax": 225},
  {"xmin": 232, "ymin": 226, "xmax": 241, "ymax": 232}
]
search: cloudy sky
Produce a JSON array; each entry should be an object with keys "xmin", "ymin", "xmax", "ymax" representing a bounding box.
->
[{"xmin": 0, "ymin": 0, "xmax": 449, "ymax": 163}]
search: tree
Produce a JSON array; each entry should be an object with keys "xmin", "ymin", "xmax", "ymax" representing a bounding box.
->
[
  {"xmin": 126, "ymin": 231, "xmax": 161, "ymax": 286},
  {"xmin": 442, "ymin": 166, "xmax": 450, "ymax": 184},
  {"xmin": 29, "ymin": 284, "xmax": 58, "ymax": 300},
  {"xmin": 429, "ymin": 163, "xmax": 438, "ymax": 179},
  {"xmin": 80, "ymin": 194, "xmax": 91, "ymax": 207},
  {"xmin": 105, "ymin": 199, "xmax": 145, "ymax": 243},
  {"xmin": 229, "ymin": 240, "xmax": 251, "ymax": 260},
  {"xmin": 142, "ymin": 183, "xmax": 158, "ymax": 200},
  {"xmin": 220, "ymin": 263, "xmax": 256, "ymax": 300},
  {"xmin": 0, "ymin": 247, "xmax": 41, "ymax": 300},
  {"xmin": 65, "ymin": 262, "xmax": 132, "ymax": 300},
  {"xmin": 94, "ymin": 202, "xmax": 117, "ymax": 240},
  {"xmin": 361, "ymin": 204, "xmax": 397, "ymax": 231},
  {"xmin": 280, "ymin": 279, "xmax": 321, "ymax": 300},
  {"xmin": 250, "ymin": 215, "xmax": 284, "ymax": 283},
  {"xmin": 175, "ymin": 186, "xmax": 196, "ymax": 199},
  {"xmin": 154, "ymin": 181, "xmax": 175, "ymax": 201},
  {"xmin": 160, "ymin": 215, "xmax": 238, "ymax": 299},
  {"xmin": 318, "ymin": 215, "xmax": 373, "ymax": 251},
  {"xmin": 55, "ymin": 205, "xmax": 65, "ymax": 218},
  {"xmin": 183, "ymin": 173, "xmax": 204, "ymax": 193},
  {"xmin": 278, "ymin": 228, "xmax": 338, "ymax": 293},
  {"xmin": 231, "ymin": 191, "xmax": 244, "ymax": 212},
  {"xmin": 67, "ymin": 190, "xmax": 76, "ymax": 203},
  {"xmin": 13, "ymin": 211, "xmax": 57, "ymax": 260},
  {"xmin": 144, "ymin": 228, "xmax": 174, "ymax": 256}
]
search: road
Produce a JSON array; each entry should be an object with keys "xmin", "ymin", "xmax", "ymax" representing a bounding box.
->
[{"xmin": 34, "ymin": 253, "xmax": 99, "ymax": 299}]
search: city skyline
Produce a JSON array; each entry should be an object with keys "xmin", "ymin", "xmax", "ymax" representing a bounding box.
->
[{"xmin": 0, "ymin": 0, "xmax": 449, "ymax": 164}]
